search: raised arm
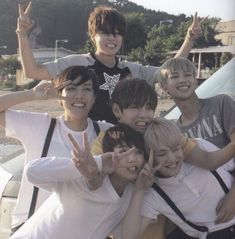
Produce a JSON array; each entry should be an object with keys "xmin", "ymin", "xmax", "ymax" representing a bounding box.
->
[
  {"xmin": 0, "ymin": 80, "xmax": 56, "ymax": 128},
  {"xmin": 175, "ymin": 12, "xmax": 207, "ymax": 58},
  {"xmin": 186, "ymin": 140, "xmax": 235, "ymax": 171},
  {"xmin": 17, "ymin": 2, "xmax": 51, "ymax": 80}
]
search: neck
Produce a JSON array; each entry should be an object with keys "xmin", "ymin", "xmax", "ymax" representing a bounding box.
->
[
  {"xmin": 94, "ymin": 52, "xmax": 116, "ymax": 67},
  {"xmin": 109, "ymin": 174, "xmax": 128, "ymax": 197},
  {"xmin": 63, "ymin": 115, "xmax": 88, "ymax": 131},
  {"xmin": 175, "ymin": 94, "xmax": 201, "ymax": 126}
]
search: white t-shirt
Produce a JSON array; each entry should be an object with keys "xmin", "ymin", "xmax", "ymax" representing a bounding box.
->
[
  {"xmin": 10, "ymin": 157, "xmax": 134, "ymax": 239},
  {"xmin": 5, "ymin": 109, "xmax": 112, "ymax": 227},
  {"xmin": 141, "ymin": 139, "xmax": 235, "ymax": 239}
]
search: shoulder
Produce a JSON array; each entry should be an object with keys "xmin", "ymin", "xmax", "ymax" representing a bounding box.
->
[
  {"xmin": 203, "ymin": 94, "xmax": 234, "ymax": 104},
  {"xmin": 6, "ymin": 109, "xmax": 50, "ymax": 121},
  {"xmin": 58, "ymin": 53, "xmax": 95, "ymax": 66}
]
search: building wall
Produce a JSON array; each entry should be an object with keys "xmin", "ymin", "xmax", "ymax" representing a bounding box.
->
[{"xmin": 216, "ymin": 20, "xmax": 235, "ymax": 45}]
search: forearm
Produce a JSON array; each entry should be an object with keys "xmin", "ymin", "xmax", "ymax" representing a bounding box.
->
[
  {"xmin": 17, "ymin": 34, "xmax": 51, "ymax": 80},
  {"xmin": 122, "ymin": 188, "xmax": 146, "ymax": 239},
  {"xmin": 208, "ymin": 142, "xmax": 235, "ymax": 170},
  {"xmin": 174, "ymin": 37, "xmax": 194, "ymax": 58},
  {"xmin": 0, "ymin": 89, "xmax": 35, "ymax": 112},
  {"xmin": 190, "ymin": 143, "xmax": 235, "ymax": 171},
  {"xmin": 26, "ymin": 157, "xmax": 81, "ymax": 184}
]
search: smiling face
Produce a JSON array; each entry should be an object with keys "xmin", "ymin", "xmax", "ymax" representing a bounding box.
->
[
  {"xmin": 59, "ymin": 77, "xmax": 95, "ymax": 120},
  {"xmin": 144, "ymin": 118, "xmax": 185, "ymax": 178},
  {"xmin": 94, "ymin": 31, "xmax": 123, "ymax": 57},
  {"xmin": 153, "ymin": 142, "xmax": 184, "ymax": 178},
  {"xmin": 164, "ymin": 70, "xmax": 197, "ymax": 100},
  {"xmin": 158, "ymin": 57, "xmax": 198, "ymax": 101}
]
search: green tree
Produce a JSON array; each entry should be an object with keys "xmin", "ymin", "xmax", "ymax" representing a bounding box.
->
[
  {"xmin": 0, "ymin": 56, "xmax": 20, "ymax": 75},
  {"xmin": 124, "ymin": 12, "xmax": 147, "ymax": 54}
]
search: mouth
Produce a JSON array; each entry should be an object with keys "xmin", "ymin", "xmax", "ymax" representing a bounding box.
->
[
  {"xmin": 71, "ymin": 102, "xmax": 86, "ymax": 108},
  {"xmin": 105, "ymin": 43, "xmax": 117, "ymax": 49},
  {"xmin": 127, "ymin": 166, "xmax": 139, "ymax": 174},
  {"xmin": 177, "ymin": 85, "xmax": 190, "ymax": 90},
  {"xmin": 135, "ymin": 121, "xmax": 148, "ymax": 127},
  {"xmin": 165, "ymin": 161, "xmax": 181, "ymax": 169}
]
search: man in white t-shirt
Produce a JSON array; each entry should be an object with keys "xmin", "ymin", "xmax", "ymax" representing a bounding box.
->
[
  {"xmin": 0, "ymin": 66, "xmax": 112, "ymax": 233},
  {"xmin": 123, "ymin": 118, "xmax": 235, "ymax": 239}
]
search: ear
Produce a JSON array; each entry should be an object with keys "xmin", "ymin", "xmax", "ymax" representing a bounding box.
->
[
  {"xmin": 112, "ymin": 103, "xmax": 122, "ymax": 119},
  {"xmin": 58, "ymin": 99, "xmax": 63, "ymax": 107},
  {"xmin": 161, "ymin": 82, "xmax": 168, "ymax": 92}
]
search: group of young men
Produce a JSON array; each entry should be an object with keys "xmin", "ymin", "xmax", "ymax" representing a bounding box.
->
[{"xmin": 0, "ymin": 1, "xmax": 234, "ymax": 239}]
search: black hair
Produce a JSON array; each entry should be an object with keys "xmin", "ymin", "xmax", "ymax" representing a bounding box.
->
[
  {"xmin": 57, "ymin": 66, "xmax": 100, "ymax": 96},
  {"xmin": 111, "ymin": 79, "xmax": 158, "ymax": 111},
  {"xmin": 102, "ymin": 123, "xmax": 146, "ymax": 158}
]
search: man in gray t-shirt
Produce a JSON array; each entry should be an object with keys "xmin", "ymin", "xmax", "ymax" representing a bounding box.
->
[{"xmin": 157, "ymin": 57, "xmax": 235, "ymax": 238}]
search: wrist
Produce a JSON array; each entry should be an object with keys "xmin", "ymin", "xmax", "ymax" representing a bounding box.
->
[
  {"xmin": 185, "ymin": 35, "xmax": 195, "ymax": 44},
  {"xmin": 16, "ymin": 30, "xmax": 29, "ymax": 39}
]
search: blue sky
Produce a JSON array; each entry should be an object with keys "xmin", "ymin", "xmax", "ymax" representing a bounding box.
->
[{"xmin": 129, "ymin": 0, "xmax": 235, "ymax": 21}]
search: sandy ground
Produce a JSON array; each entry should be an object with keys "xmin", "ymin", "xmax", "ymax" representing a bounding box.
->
[{"xmin": 0, "ymin": 90, "xmax": 174, "ymax": 145}]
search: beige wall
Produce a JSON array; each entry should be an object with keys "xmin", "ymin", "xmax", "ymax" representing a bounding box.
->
[{"xmin": 216, "ymin": 20, "xmax": 235, "ymax": 45}]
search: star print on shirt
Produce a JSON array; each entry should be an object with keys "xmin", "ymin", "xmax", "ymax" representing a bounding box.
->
[{"xmin": 99, "ymin": 73, "xmax": 121, "ymax": 98}]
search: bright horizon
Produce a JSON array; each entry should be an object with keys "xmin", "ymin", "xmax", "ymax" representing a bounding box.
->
[{"xmin": 128, "ymin": 0, "xmax": 235, "ymax": 22}]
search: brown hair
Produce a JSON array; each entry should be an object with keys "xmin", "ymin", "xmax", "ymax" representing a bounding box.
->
[{"xmin": 88, "ymin": 6, "xmax": 126, "ymax": 42}]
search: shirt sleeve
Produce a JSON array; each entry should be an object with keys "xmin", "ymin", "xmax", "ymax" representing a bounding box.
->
[
  {"xmin": 44, "ymin": 54, "xmax": 90, "ymax": 78},
  {"xmin": 121, "ymin": 61, "xmax": 159, "ymax": 87},
  {"xmin": 25, "ymin": 157, "xmax": 82, "ymax": 191}
]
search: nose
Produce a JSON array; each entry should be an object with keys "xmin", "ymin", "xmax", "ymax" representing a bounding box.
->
[
  {"xmin": 167, "ymin": 151, "xmax": 176, "ymax": 163},
  {"xmin": 74, "ymin": 88, "xmax": 84, "ymax": 100},
  {"xmin": 138, "ymin": 107, "xmax": 153, "ymax": 117}
]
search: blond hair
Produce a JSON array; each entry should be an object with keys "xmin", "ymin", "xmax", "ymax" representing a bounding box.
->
[
  {"xmin": 144, "ymin": 117, "xmax": 183, "ymax": 153},
  {"xmin": 157, "ymin": 57, "xmax": 197, "ymax": 88}
]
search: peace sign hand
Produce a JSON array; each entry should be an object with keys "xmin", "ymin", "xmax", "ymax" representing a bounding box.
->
[
  {"xmin": 187, "ymin": 12, "xmax": 207, "ymax": 41},
  {"xmin": 68, "ymin": 132, "xmax": 99, "ymax": 181},
  {"xmin": 136, "ymin": 150, "xmax": 163, "ymax": 190},
  {"xmin": 16, "ymin": 2, "xmax": 34, "ymax": 37}
]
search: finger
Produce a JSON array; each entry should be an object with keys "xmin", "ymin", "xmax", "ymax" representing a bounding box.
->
[
  {"xmin": 18, "ymin": 4, "xmax": 24, "ymax": 17},
  {"xmin": 215, "ymin": 211, "xmax": 227, "ymax": 224},
  {"xmin": 148, "ymin": 149, "xmax": 154, "ymax": 167},
  {"xmin": 24, "ymin": 2, "xmax": 32, "ymax": 15},
  {"xmin": 153, "ymin": 160, "xmax": 165, "ymax": 172},
  {"xmin": 119, "ymin": 147, "xmax": 136, "ymax": 158},
  {"xmin": 67, "ymin": 133, "xmax": 81, "ymax": 153},
  {"xmin": 215, "ymin": 199, "xmax": 223, "ymax": 214},
  {"xmin": 54, "ymin": 80, "xmax": 72, "ymax": 90},
  {"xmin": 192, "ymin": 12, "xmax": 197, "ymax": 25},
  {"xmin": 82, "ymin": 132, "xmax": 91, "ymax": 153},
  {"xmin": 199, "ymin": 16, "xmax": 208, "ymax": 24}
]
